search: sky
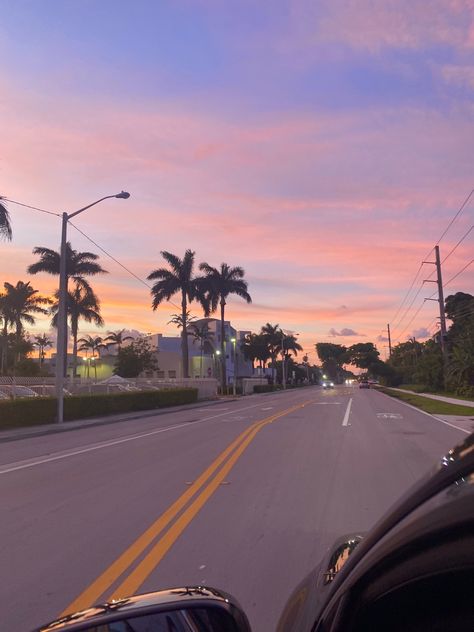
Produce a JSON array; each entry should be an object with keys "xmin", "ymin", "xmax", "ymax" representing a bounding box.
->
[{"xmin": 1, "ymin": 0, "xmax": 473, "ymax": 361}]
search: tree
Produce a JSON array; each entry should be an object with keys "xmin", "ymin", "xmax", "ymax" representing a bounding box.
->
[
  {"xmin": 0, "ymin": 197, "xmax": 12, "ymax": 241},
  {"xmin": 28, "ymin": 242, "xmax": 108, "ymax": 288},
  {"xmin": 77, "ymin": 335, "xmax": 107, "ymax": 379},
  {"xmin": 105, "ymin": 329, "xmax": 134, "ymax": 352},
  {"xmin": 167, "ymin": 311, "xmax": 197, "ymax": 330},
  {"xmin": 261, "ymin": 323, "xmax": 282, "ymax": 383},
  {"xmin": 199, "ymin": 262, "xmax": 252, "ymax": 390},
  {"xmin": 51, "ymin": 284, "xmax": 104, "ymax": 376},
  {"xmin": 0, "ymin": 292, "xmax": 14, "ymax": 374},
  {"xmin": 33, "ymin": 334, "xmax": 53, "ymax": 365},
  {"xmin": 388, "ymin": 339, "xmax": 423, "ymax": 383},
  {"xmin": 147, "ymin": 250, "xmax": 206, "ymax": 379},
  {"xmin": 447, "ymin": 334, "xmax": 474, "ymax": 390},
  {"xmin": 189, "ymin": 321, "xmax": 214, "ymax": 378},
  {"xmin": 241, "ymin": 333, "xmax": 270, "ymax": 372},
  {"xmin": 2, "ymin": 281, "xmax": 50, "ymax": 365},
  {"xmin": 315, "ymin": 343, "xmax": 348, "ymax": 383},
  {"xmin": 346, "ymin": 342, "xmax": 380, "ymax": 369},
  {"xmin": 114, "ymin": 337, "xmax": 158, "ymax": 378}
]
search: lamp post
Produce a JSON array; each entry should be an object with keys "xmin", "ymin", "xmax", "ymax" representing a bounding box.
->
[
  {"xmin": 231, "ymin": 337, "xmax": 237, "ymax": 396},
  {"xmin": 55, "ymin": 191, "xmax": 130, "ymax": 423}
]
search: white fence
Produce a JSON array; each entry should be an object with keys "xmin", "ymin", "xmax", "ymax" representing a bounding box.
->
[
  {"xmin": 0, "ymin": 377, "xmax": 218, "ymax": 400},
  {"xmin": 240, "ymin": 377, "xmax": 268, "ymax": 395}
]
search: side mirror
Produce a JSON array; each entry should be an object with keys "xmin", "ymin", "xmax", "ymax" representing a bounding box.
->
[{"xmin": 35, "ymin": 587, "xmax": 252, "ymax": 631}]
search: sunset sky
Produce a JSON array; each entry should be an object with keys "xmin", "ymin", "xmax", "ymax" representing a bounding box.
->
[{"xmin": 1, "ymin": 0, "xmax": 473, "ymax": 361}]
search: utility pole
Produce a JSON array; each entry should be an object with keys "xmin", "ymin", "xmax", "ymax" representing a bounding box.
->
[
  {"xmin": 387, "ymin": 323, "xmax": 392, "ymax": 357},
  {"xmin": 435, "ymin": 245, "xmax": 448, "ymax": 360}
]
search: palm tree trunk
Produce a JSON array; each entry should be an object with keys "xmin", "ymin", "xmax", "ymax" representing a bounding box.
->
[
  {"xmin": 72, "ymin": 322, "xmax": 78, "ymax": 379},
  {"xmin": 200, "ymin": 339, "xmax": 203, "ymax": 378},
  {"xmin": 181, "ymin": 294, "xmax": 189, "ymax": 378},
  {"xmin": 1, "ymin": 323, "xmax": 7, "ymax": 375},
  {"xmin": 220, "ymin": 298, "xmax": 226, "ymax": 391}
]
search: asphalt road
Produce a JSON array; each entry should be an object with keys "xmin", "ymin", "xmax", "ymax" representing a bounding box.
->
[{"xmin": 0, "ymin": 386, "xmax": 470, "ymax": 631}]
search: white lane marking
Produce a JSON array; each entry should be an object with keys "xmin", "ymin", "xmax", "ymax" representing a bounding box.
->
[
  {"xmin": 342, "ymin": 398, "xmax": 353, "ymax": 426},
  {"xmin": 261, "ymin": 407, "xmax": 273, "ymax": 410},
  {"xmin": 377, "ymin": 393, "xmax": 470, "ymax": 434},
  {"xmin": 0, "ymin": 398, "xmax": 300, "ymax": 475}
]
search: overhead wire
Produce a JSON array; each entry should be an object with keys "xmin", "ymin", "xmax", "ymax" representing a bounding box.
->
[
  {"xmin": 389, "ymin": 188, "xmax": 473, "ymax": 340},
  {"xmin": 68, "ymin": 221, "xmax": 182, "ymax": 311},
  {"xmin": 0, "ymin": 196, "xmax": 60, "ymax": 217}
]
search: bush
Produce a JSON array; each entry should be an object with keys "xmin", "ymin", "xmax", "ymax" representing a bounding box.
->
[
  {"xmin": 218, "ymin": 386, "xmax": 243, "ymax": 395},
  {"xmin": 253, "ymin": 384, "xmax": 281, "ymax": 393},
  {"xmin": 0, "ymin": 388, "xmax": 198, "ymax": 429}
]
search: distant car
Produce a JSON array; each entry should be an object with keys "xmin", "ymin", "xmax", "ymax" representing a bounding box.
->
[
  {"xmin": 322, "ymin": 381, "xmax": 335, "ymax": 389},
  {"xmin": 0, "ymin": 385, "xmax": 39, "ymax": 399},
  {"xmin": 359, "ymin": 381, "xmax": 370, "ymax": 389}
]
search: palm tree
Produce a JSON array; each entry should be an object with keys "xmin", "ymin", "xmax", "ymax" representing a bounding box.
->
[
  {"xmin": 51, "ymin": 284, "xmax": 104, "ymax": 377},
  {"xmin": 77, "ymin": 335, "xmax": 106, "ymax": 380},
  {"xmin": 28, "ymin": 242, "xmax": 108, "ymax": 287},
  {"xmin": 147, "ymin": 250, "xmax": 207, "ymax": 379},
  {"xmin": 0, "ymin": 198, "xmax": 12, "ymax": 241},
  {"xmin": 33, "ymin": 334, "xmax": 53, "ymax": 365},
  {"xmin": 261, "ymin": 323, "xmax": 282, "ymax": 383},
  {"xmin": 189, "ymin": 321, "xmax": 214, "ymax": 378},
  {"xmin": 105, "ymin": 329, "xmax": 134, "ymax": 353},
  {"xmin": 167, "ymin": 311, "xmax": 198, "ymax": 331},
  {"xmin": 199, "ymin": 262, "xmax": 252, "ymax": 389},
  {"xmin": 279, "ymin": 334, "xmax": 303, "ymax": 359},
  {"xmin": 2, "ymin": 281, "xmax": 50, "ymax": 364},
  {"xmin": 0, "ymin": 292, "xmax": 14, "ymax": 374},
  {"xmin": 241, "ymin": 332, "xmax": 270, "ymax": 373}
]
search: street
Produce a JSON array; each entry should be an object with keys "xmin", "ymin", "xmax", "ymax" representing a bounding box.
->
[{"xmin": 0, "ymin": 386, "xmax": 470, "ymax": 631}]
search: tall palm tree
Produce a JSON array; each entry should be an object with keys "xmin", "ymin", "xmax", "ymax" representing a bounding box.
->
[
  {"xmin": 279, "ymin": 334, "xmax": 303, "ymax": 359},
  {"xmin": 189, "ymin": 321, "xmax": 214, "ymax": 378},
  {"xmin": 147, "ymin": 250, "xmax": 206, "ymax": 379},
  {"xmin": 0, "ymin": 198, "xmax": 12, "ymax": 241},
  {"xmin": 28, "ymin": 242, "xmax": 108, "ymax": 287},
  {"xmin": 33, "ymin": 334, "xmax": 53, "ymax": 365},
  {"xmin": 77, "ymin": 335, "xmax": 106, "ymax": 380},
  {"xmin": 199, "ymin": 262, "xmax": 252, "ymax": 389},
  {"xmin": 105, "ymin": 329, "xmax": 134, "ymax": 353},
  {"xmin": 2, "ymin": 281, "xmax": 50, "ymax": 363},
  {"xmin": 51, "ymin": 284, "xmax": 104, "ymax": 377},
  {"xmin": 0, "ymin": 292, "xmax": 14, "ymax": 374},
  {"xmin": 261, "ymin": 323, "xmax": 282, "ymax": 383},
  {"xmin": 28, "ymin": 242, "xmax": 107, "ymax": 364}
]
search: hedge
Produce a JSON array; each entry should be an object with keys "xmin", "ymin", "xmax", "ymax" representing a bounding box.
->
[
  {"xmin": 253, "ymin": 384, "xmax": 283, "ymax": 393},
  {"xmin": 0, "ymin": 388, "xmax": 198, "ymax": 429}
]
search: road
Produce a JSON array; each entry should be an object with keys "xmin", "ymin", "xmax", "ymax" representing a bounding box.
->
[{"xmin": 0, "ymin": 385, "xmax": 470, "ymax": 631}]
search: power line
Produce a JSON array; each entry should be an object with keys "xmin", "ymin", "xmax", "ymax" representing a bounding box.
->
[
  {"xmin": 69, "ymin": 221, "xmax": 181, "ymax": 311},
  {"xmin": 0, "ymin": 196, "xmax": 60, "ymax": 217},
  {"xmin": 392, "ymin": 301, "xmax": 431, "ymax": 344},
  {"xmin": 388, "ymin": 187, "xmax": 473, "ymax": 330},
  {"xmin": 441, "ymin": 225, "xmax": 473, "ymax": 264},
  {"xmin": 436, "ymin": 188, "xmax": 473, "ymax": 245}
]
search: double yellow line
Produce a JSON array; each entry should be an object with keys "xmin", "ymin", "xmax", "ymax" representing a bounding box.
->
[{"xmin": 62, "ymin": 400, "xmax": 309, "ymax": 615}]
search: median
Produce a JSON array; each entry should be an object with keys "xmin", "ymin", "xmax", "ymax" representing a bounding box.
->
[
  {"xmin": 378, "ymin": 387, "xmax": 474, "ymax": 416},
  {"xmin": 0, "ymin": 388, "xmax": 198, "ymax": 429}
]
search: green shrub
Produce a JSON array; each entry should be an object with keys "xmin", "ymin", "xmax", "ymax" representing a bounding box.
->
[
  {"xmin": 0, "ymin": 388, "xmax": 198, "ymax": 429},
  {"xmin": 253, "ymin": 384, "xmax": 281, "ymax": 393}
]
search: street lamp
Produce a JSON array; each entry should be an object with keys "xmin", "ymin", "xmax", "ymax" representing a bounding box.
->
[
  {"xmin": 231, "ymin": 337, "xmax": 237, "ymax": 396},
  {"xmin": 56, "ymin": 191, "xmax": 130, "ymax": 423}
]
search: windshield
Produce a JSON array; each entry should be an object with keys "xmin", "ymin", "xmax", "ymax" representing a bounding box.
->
[{"xmin": 0, "ymin": 2, "xmax": 473, "ymax": 631}]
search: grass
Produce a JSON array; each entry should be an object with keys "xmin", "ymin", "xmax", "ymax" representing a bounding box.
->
[
  {"xmin": 378, "ymin": 387, "xmax": 474, "ymax": 416},
  {"xmin": 399, "ymin": 384, "xmax": 474, "ymax": 402}
]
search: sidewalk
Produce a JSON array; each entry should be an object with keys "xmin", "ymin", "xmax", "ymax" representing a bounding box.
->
[
  {"xmin": 0, "ymin": 397, "xmax": 237, "ymax": 443},
  {"xmin": 391, "ymin": 388, "xmax": 474, "ymax": 408}
]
